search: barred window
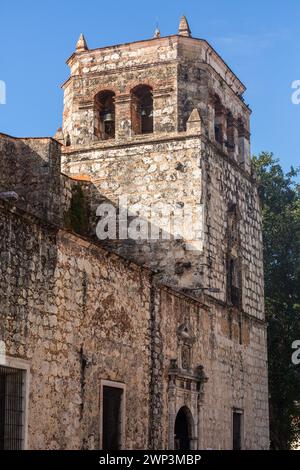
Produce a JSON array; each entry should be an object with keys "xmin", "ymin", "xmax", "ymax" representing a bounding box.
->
[{"xmin": 0, "ymin": 366, "xmax": 26, "ymax": 450}]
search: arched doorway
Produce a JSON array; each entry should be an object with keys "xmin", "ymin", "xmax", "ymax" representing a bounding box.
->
[{"xmin": 174, "ymin": 406, "xmax": 194, "ymax": 450}]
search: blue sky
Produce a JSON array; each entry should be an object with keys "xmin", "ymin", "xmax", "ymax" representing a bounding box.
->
[{"xmin": 0, "ymin": 0, "xmax": 299, "ymax": 173}]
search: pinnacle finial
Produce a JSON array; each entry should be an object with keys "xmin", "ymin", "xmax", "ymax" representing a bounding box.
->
[
  {"xmin": 54, "ymin": 127, "xmax": 64, "ymax": 144},
  {"xmin": 178, "ymin": 15, "xmax": 191, "ymax": 37},
  {"xmin": 154, "ymin": 26, "xmax": 161, "ymax": 38},
  {"xmin": 186, "ymin": 108, "xmax": 202, "ymax": 134},
  {"xmin": 76, "ymin": 33, "xmax": 88, "ymax": 52}
]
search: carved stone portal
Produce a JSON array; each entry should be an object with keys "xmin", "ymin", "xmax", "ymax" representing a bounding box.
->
[{"xmin": 168, "ymin": 323, "xmax": 208, "ymax": 450}]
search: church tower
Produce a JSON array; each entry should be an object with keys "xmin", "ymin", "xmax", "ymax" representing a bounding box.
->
[
  {"xmin": 0, "ymin": 15, "xmax": 269, "ymax": 451},
  {"xmin": 61, "ymin": 17, "xmax": 263, "ymax": 324}
]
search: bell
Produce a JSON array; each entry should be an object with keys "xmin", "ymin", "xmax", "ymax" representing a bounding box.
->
[
  {"xmin": 103, "ymin": 112, "xmax": 113, "ymax": 122},
  {"xmin": 141, "ymin": 109, "xmax": 147, "ymax": 117}
]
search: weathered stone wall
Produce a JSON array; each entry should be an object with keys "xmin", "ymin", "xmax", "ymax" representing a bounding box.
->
[
  {"xmin": 0, "ymin": 201, "xmax": 269, "ymax": 449},
  {"xmin": 177, "ymin": 42, "xmax": 247, "ymax": 131},
  {"xmin": 157, "ymin": 289, "xmax": 269, "ymax": 450},
  {"xmin": 0, "ymin": 202, "xmax": 152, "ymax": 449},
  {"xmin": 0, "ymin": 134, "xmax": 62, "ymax": 223},
  {"xmin": 62, "ymin": 132, "xmax": 264, "ymax": 322},
  {"xmin": 62, "ymin": 35, "xmax": 248, "ymax": 149},
  {"xmin": 0, "ymin": 25, "xmax": 269, "ymax": 450},
  {"xmin": 200, "ymin": 140, "xmax": 264, "ymax": 320},
  {"xmin": 0, "ymin": 133, "xmax": 94, "ymax": 234},
  {"xmin": 62, "ymin": 134, "xmax": 204, "ymax": 288},
  {"xmin": 63, "ymin": 37, "xmax": 179, "ymax": 146},
  {"xmin": 60, "ymin": 32, "xmax": 257, "ymax": 300}
]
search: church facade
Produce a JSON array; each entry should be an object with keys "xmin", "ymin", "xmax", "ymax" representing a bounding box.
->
[{"xmin": 0, "ymin": 17, "xmax": 269, "ymax": 450}]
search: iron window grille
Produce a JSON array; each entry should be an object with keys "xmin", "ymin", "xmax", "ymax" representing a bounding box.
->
[{"xmin": 0, "ymin": 365, "xmax": 26, "ymax": 450}]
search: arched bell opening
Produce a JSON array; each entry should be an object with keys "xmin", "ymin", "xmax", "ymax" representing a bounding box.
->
[
  {"xmin": 94, "ymin": 90, "xmax": 116, "ymax": 140},
  {"xmin": 131, "ymin": 85, "xmax": 153, "ymax": 135}
]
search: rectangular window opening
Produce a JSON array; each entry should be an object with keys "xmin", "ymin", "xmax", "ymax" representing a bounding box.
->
[
  {"xmin": 0, "ymin": 365, "xmax": 26, "ymax": 450},
  {"xmin": 100, "ymin": 381, "xmax": 125, "ymax": 450},
  {"xmin": 214, "ymin": 124, "xmax": 223, "ymax": 144},
  {"xmin": 232, "ymin": 409, "xmax": 243, "ymax": 450}
]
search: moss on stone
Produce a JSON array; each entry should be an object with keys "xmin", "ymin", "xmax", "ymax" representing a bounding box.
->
[{"xmin": 64, "ymin": 186, "xmax": 89, "ymax": 235}]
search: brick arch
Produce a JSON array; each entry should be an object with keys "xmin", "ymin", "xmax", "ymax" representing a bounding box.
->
[
  {"xmin": 93, "ymin": 87, "xmax": 119, "ymax": 100},
  {"xmin": 81, "ymin": 86, "xmax": 120, "ymax": 103},
  {"xmin": 208, "ymin": 92, "xmax": 223, "ymax": 108},
  {"xmin": 125, "ymin": 81, "xmax": 154, "ymax": 95}
]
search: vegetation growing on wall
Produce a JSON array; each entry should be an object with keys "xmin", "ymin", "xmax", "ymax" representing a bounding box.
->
[{"xmin": 64, "ymin": 185, "xmax": 89, "ymax": 236}]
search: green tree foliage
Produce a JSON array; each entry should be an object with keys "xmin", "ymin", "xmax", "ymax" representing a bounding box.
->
[{"xmin": 253, "ymin": 152, "xmax": 300, "ymax": 449}]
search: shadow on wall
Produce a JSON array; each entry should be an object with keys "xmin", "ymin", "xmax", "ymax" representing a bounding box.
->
[
  {"xmin": 0, "ymin": 134, "xmax": 63, "ymax": 364},
  {"xmin": 69, "ymin": 181, "xmax": 206, "ymax": 289},
  {"xmin": 0, "ymin": 133, "xmax": 205, "ymax": 289},
  {"xmin": 0, "ymin": 134, "xmax": 64, "ymax": 349}
]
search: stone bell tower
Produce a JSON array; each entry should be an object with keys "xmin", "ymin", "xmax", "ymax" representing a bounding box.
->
[{"xmin": 60, "ymin": 16, "xmax": 264, "ymax": 324}]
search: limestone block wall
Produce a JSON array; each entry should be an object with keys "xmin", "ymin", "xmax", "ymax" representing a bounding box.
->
[
  {"xmin": 63, "ymin": 37, "xmax": 179, "ymax": 147},
  {"xmin": 62, "ymin": 133, "xmax": 264, "ymax": 322},
  {"xmin": 0, "ymin": 30, "xmax": 268, "ymax": 450},
  {"xmin": 200, "ymin": 141, "xmax": 264, "ymax": 320},
  {"xmin": 0, "ymin": 202, "xmax": 269, "ymax": 450},
  {"xmin": 158, "ymin": 290, "xmax": 269, "ymax": 450},
  {"xmin": 62, "ymin": 35, "xmax": 249, "ymax": 149},
  {"xmin": 62, "ymin": 134, "xmax": 205, "ymax": 288},
  {"xmin": 0, "ymin": 134, "xmax": 62, "ymax": 224},
  {"xmin": 177, "ymin": 39, "xmax": 249, "ymax": 136},
  {"xmin": 0, "ymin": 203, "xmax": 152, "ymax": 450},
  {"xmin": 60, "ymin": 31, "xmax": 256, "ymax": 299},
  {"xmin": 0, "ymin": 132, "xmax": 94, "ymax": 235}
]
